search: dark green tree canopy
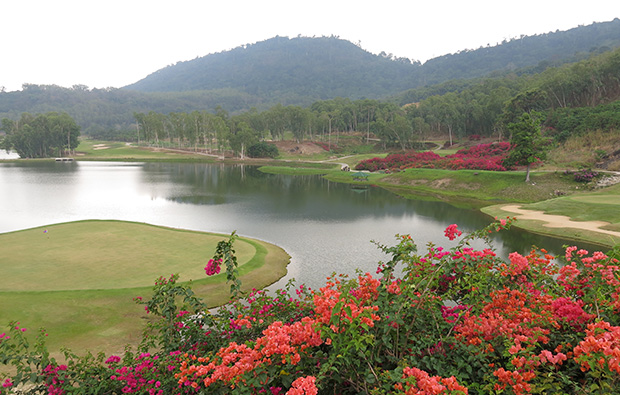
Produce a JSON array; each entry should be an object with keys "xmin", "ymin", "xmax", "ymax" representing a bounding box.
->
[
  {"xmin": 504, "ymin": 112, "xmax": 550, "ymax": 182},
  {"xmin": 1, "ymin": 112, "xmax": 80, "ymax": 158}
]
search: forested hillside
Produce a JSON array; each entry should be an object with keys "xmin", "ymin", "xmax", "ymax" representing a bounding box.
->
[
  {"xmin": 124, "ymin": 36, "xmax": 420, "ymax": 100},
  {"xmin": 0, "ymin": 19, "xmax": 619, "ymax": 136},
  {"xmin": 127, "ymin": 19, "xmax": 620, "ymax": 96}
]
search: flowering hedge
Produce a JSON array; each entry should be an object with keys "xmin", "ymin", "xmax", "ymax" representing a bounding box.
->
[
  {"xmin": 2, "ymin": 220, "xmax": 620, "ymax": 394},
  {"xmin": 355, "ymin": 142, "xmax": 512, "ymax": 172}
]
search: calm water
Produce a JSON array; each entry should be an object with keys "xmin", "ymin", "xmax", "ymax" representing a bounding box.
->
[{"xmin": 0, "ymin": 161, "xmax": 596, "ymax": 290}]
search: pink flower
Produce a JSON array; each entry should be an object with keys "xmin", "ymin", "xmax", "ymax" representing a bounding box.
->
[
  {"xmin": 444, "ymin": 224, "xmax": 462, "ymax": 241},
  {"xmin": 204, "ymin": 258, "xmax": 222, "ymax": 276},
  {"xmin": 105, "ymin": 355, "xmax": 121, "ymax": 364}
]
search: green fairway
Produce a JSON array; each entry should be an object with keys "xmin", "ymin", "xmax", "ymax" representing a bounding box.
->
[
  {"xmin": 0, "ymin": 221, "xmax": 290, "ymax": 354},
  {"xmin": 481, "ymin": 182, "xmax": 620, "ymax": 247},
  {"xmin": 76, "ymin": 140, "xmax": 211, "ymax": 160},
  {"xmin": 1, "ymin": 220, "xmax": 258, "ymax": 291},
  {"xmin": 520, "ymin": 182, "xmax": 620, "ymax": 233}
]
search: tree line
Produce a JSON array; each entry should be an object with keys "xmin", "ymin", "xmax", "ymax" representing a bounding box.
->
[
  {"xmin": 1, "ymin": 112, "xmax": 80, "ymax": 158},
  {"xmin": 133, "ymin": 98, "xmax": 425, "ymax": 156}
]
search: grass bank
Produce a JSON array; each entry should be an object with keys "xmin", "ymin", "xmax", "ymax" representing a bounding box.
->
[
  {"xmin": 0, "ymin": 221, "xmax": 289, "ymax": 354},
  {"xmin": 325, "ymin": 168, "xmax": 582, "ymax": 205}
]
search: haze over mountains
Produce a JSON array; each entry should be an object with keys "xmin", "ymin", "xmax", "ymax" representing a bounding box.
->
[{"xmin": 1, "ymin": 18, "xmax": 619, "ymax": 134}]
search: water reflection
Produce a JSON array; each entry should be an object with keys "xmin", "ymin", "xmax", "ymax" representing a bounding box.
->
[{"xmin": 0, "ymin": 161, "xmax": 603, "ymax": 290}]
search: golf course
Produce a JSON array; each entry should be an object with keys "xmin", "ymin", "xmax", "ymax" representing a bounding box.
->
[{"xmin": 0, "ymin": 220, "xmax": 290, "ymax": 354}]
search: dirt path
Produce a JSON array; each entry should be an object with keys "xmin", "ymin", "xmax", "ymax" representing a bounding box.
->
[{"xmin": 501, "ymin": 205, "xmax": 620, "ymax": 238}]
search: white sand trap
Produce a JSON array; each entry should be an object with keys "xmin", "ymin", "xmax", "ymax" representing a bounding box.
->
[{"xmin": 501, "ymin": 205, "xmax": 620, "ymax": 238}]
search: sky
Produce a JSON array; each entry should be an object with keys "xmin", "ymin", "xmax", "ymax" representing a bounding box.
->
[{"xmin": 1, "ymin": 0, "xmax": 619, "ymax": 92}]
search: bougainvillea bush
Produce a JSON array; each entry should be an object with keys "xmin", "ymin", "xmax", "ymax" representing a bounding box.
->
[
  {"xmin": 355, "ymin": 142, "xmax": 512, "ymax": 172},
  {"xmin": 2, "ymin": 220, "xmax": 620, "ymax": 394}
]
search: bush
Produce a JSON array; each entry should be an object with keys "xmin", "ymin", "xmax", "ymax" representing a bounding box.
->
[
  {"xmin": 565, "ymin": 168, "xmax": 600, "ymax": 183},
  {"xmin": 247, "ymin": 141, "xmax": 279, "ymax": 158},
  {"xmin": 2, "ymin": 220, "xmax": 620, "ymax": 394},
  {"xmin": 355, "ymin": 142, "xmax": 511, "ymax": 172}
]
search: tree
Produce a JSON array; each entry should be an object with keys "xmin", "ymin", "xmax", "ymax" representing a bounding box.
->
[
  {"xmin": 2, "ymin": 112, "xmax": 80, "ymax": 158},
  {"xmin": 228, "ymin": 121, "xmax": 258, "ymax": 158},
  {"xmin": 505, "ymin": 112, "xmax": 550, "ymax": 183}
]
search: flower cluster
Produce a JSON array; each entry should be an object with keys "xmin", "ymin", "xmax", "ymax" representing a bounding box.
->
[
  {"xmin": 566, "ymin": 168, "xmax": 600, "ymax": 183},
  {"xmin": 204, "ymin": 258, "xmax": 222, "ymax": 276},
  {"xmin": 444, "ymin": 224, "xmax": 462, "ymax": 241},
  {"xmin": 313, "ymin": 142, "xmax": 342, "ymax": 153},
  {"xmin": 355, "ymin": 142, "xmax": 511, "ymax": 172}
]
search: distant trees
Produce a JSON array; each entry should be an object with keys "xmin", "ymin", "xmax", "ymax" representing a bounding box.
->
[
  {"xmin": 1, "ymin": 112, "xmax": 80, "ymax": 158},
  {"xmin": 132, "ymin": 97, "xmax": 422, "ymax": 156}
]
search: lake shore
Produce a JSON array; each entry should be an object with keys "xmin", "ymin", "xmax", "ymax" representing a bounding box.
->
[{"xmin": 6, "ymin": 140, "xmax": 620, "ymax": 248}]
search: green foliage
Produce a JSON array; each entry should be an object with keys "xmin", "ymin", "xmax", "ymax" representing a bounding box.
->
[
  {"xmin": 135, "ymin": 273, "xmax": 207, "ymax": 353},
  {"xmin": 211, "ymin": 231, "xmax": 243, "ymax": 300},
  {"xmin": 505, "ymin": 113, "xmax": 551, "ymax": 182},
  {"xmin": 247, "ymin": 141, "xmax": 279, "ymax": 158},
  {"xmin": 546, "ymin": 100, "xmax": 620, "ymax": 141},
  {"xmin": 1, "ymin": 112, "xmax": 80, "ymax": 158}
]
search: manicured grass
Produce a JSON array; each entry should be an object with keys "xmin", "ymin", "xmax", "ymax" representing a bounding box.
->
[
  {"xmin": 326, "ymin": 168, "xmax": 580, "ymax": 206},
  {"xmin": 0, "ymin": 221, "xmax": 290, "ymax": 354},
  {"xmin": 481, "ymin": 182, "xmax": 620, "ymax": 247},
  {"xmin": 520, "ymin": 182, "xmax": 620, "ymax": 233},
  {"xmin": 76, "ymin": 140, "xmax": 210, "ymax": 160},
  {"xmin": 0, "ymin": 221, "xmax": 258, "ymax": 291}
]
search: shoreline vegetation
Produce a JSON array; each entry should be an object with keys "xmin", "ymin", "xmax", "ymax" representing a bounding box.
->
[{"xmin": 0, "ymin": 221, "xmax": 290, "ymax": 355}]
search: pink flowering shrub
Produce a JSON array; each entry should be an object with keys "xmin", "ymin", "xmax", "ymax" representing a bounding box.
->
[
  {"xmin": 355, "ymin": 142, "xmax": 512, "ymax": 172},
  {"xmin": 2, "ymin": 219, "xmax": 620, "ymax": 394}
]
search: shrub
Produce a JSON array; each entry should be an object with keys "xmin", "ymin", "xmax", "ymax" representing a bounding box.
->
[
  {"xmin": 247, "ymin": 141, "xmax": 279, "ymax": 158},
  {"xmin": 569, "ymin": 168, "xmax": 600, "ymax": 183},
  {"xmin": 355, "ymin": 142, "xmax": 511, "ymax": 172}
]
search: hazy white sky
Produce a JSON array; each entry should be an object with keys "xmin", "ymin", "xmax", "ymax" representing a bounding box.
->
[{"xmin": 1, "ymin": 0, "xmax": 618, "ymax": 92}]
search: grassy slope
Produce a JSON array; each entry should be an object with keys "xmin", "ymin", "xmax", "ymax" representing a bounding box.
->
[{"xmin": 0, "ymin": 221, "xmax": 290, "ymax": 354}]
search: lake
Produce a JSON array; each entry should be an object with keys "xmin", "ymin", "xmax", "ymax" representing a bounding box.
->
[{"xmin": 0, "ymin": 160, "xmax": 594, "ymax": 291}]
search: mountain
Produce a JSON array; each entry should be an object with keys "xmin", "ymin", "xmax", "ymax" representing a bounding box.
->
[
  {"xmin": 124, "ymin": 35, "xmax": 421, "ymax": 101},
  {"xmin": 124, "ymin": 19, "xmax": 620, "ymax": 100},
  {"xmin": 1, "ymin": 19, "xmax": 620, "ymax": 134}
]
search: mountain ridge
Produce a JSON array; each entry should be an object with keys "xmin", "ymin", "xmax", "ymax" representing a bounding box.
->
[{"xmin": 123, "ymin": 18, "xmax": 620, "ymax": 99}]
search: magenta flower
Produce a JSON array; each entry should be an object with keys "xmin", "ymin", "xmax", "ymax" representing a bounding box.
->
[
  {"xmin": 444, "ymin": 224, "xmax": 462, "ymax": 241},
  {"xmin": 204, "ymin": 258, "xmax": 222, "ymax": 276}
]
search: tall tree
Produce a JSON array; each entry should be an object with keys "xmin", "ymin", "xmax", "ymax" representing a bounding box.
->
[{"xmin": 505, "ymin": 112, "xmax": 550, "ymax": 183}]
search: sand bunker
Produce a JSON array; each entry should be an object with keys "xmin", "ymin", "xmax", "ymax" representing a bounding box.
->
[{"xmin": 501, "ymin": 205, "xmax": 620, "ymax": 238}]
